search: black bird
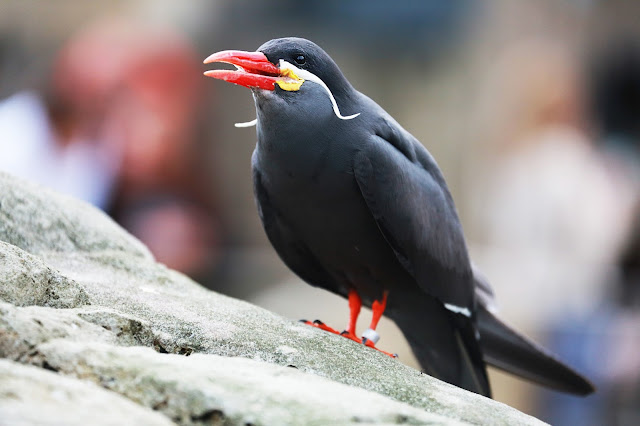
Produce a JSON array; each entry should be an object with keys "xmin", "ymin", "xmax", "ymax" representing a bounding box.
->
[{"xmin": 204, "ymin": 37, "xmax": 595, "ymax": 397}]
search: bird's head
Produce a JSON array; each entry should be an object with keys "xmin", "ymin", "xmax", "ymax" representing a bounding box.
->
[{"xmin": 204, "ymin": 37, "xmax": 359, "ymax": 124}]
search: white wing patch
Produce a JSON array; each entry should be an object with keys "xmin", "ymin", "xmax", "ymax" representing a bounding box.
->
[
  {"xmin": 279, "ymin": 60, "xmax": 360, "ymax": 120},
  {"xmin": 444, "ymin": 303, "xmax": 472, "ymax": 318}
]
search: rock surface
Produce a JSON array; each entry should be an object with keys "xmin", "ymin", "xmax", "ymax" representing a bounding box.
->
[
  {"xmin": 0, "ymin": 172, "xmax": 546, "ymax": 426},
  {"xmin": 0, "ymin": 359, "xmax": 174, "ymax": 426}
]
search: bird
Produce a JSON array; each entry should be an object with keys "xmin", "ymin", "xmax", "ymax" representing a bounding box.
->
[{"xmin": 203, "ymin": 37, "xmax": 595, "ymax": 397}]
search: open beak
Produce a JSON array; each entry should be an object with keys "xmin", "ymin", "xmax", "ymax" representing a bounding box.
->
[{"xmin": 203, "ymin": 50, "xmax": 302, "ymax": 91}]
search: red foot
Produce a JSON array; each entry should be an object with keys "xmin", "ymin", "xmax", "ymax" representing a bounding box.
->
[
  {"xmin": 340, "ymin": 330, "xmax": 362, "ymax": 344},
  {"xmin": 300, "ymin": 289, "xmax": 397, "ymax": 359},
  {"xmin": 300, "ymin": 320, "xmax": 363, "ymax": 344},
  {"xmin": 363, "ymin": 338, "xmax": 398, "ymax": 358},
  {"xmin": 300, "ymin": 319, "xmax": 341, "ymax": 335},
  {"xmin": 300, "ymin": 320, "xmax": 397, "ymax": 359}
]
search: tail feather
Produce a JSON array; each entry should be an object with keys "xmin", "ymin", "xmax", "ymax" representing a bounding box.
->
[
  {"xmin": 451, "ymin": 313, "xmax": 492, "ymax": 397},
  {"xmin": 392, "ymin": 300, "xmax": 491, "ymax": 397},
  {"xmin": 477, "ymin": 305, "xmax": 595, "ymax": 395}
]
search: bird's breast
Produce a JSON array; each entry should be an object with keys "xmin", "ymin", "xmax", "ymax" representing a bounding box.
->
[{"xmin": 254, "ymin": 142, "xmax": 412, "ymax": 302}]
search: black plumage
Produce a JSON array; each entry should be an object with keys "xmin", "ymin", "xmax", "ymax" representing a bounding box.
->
[{"xmin": 205, "ymin": 37, "xmax": 594, "ymax": 397}]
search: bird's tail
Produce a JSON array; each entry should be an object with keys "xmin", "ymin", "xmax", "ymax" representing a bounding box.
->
[
  {"xmin": 393, "ymin": 301, "xmax": 491, "ymax": 397},
  {"xmin": 477, "ymin": 304, "xmax": 595, "ymax": 395},
  {"xmin": 449, "ymin": 312, "xmax": 492, "ymax": 397}
]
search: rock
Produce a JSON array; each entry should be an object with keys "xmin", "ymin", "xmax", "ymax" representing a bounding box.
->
[
  {"xmin": 0, "ymin": 171, "xmax": 546, "ymax": 426},
  {"xmin": 32, "ymin": 341, "xmax": 475, "ymax": 425},
  {"xmin": 0, "ymin": 242, "xmax": 89, "ymax": 309},
  {"xmin": 0, "ymin": 172, "xmax": 151, "ymax": 259},
  {"xmin": 0, "ymin": 359, "xmax": 174, "ymax": 426}
]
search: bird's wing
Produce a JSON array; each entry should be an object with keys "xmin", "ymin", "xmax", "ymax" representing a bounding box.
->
[
  {"xmin": 353, "ymin": 133, "xmax": 474, "ymax": 310},
  {"xmin": 354, "ymin": 133, "xmax": 491, "ymax": 396},
  {"xmin": 253, "ymin": 165, "xmax": 338, "ymax": 293}
]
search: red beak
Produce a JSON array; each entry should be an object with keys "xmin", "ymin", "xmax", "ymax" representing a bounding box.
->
[{"xmin": 203, "ymin": 50, "xmax": 281, "ymax": 90}]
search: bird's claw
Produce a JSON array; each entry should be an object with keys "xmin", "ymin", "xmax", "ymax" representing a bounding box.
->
[
  {"xmin": 340, "ymin": 330, "xmax": 362, "ymax": 344},
  {"xmin": 300, "ymin": 319, "xmax": 397, "ymax": 359},
  {"xmin": 362, "ymin": 337, "xmax": 398, "ymax": 358},
  {"xmin": 299, "ymin": 319, "xmax": 341, "ymax": 335}
]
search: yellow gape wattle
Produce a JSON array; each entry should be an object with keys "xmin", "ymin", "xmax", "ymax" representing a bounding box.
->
[{"xmin": 275, "ymin": 67, "xmax": 304, "ymax": 91}]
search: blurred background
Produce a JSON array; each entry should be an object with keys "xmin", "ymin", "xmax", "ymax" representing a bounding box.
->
[{"xmin": 1, "ymin": 0, "xmax": 639, "ymax": 423}]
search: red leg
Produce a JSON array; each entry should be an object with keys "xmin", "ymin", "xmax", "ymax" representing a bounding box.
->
[
  {"xmin": 300, "ymin": 289, "xmax": 397, "ymax": 359},
  {"xmin": 369, "ymin": 290, "xmax": 388, "ymax": 330},
  {"xmin": 347, "ymin": 289, "xmax": 362, "ymax": 335},
  {"xmin": 362, "ymin": 291, "xmax": 397, "ymax": 358},
  {"xmin": 300, "ymin": 289, "xmax": 361, "ymax": 339},
  {"xmin": 340, "ymin": 289, "xmax": 362, "ymax": 343}
]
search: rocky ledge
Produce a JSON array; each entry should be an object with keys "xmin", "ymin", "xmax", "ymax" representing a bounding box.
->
[{"xmin": 0, "ymin": 172, "xmax": 545, "ymax": 425}]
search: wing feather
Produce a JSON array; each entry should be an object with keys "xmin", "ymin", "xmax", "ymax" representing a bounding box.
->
[{"xmin": 353, "ymin": 134, "xmax": 474, "ymax": 310}]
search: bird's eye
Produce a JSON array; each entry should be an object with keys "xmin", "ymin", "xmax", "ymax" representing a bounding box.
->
[{"xmin": 294, "ymin": 55, "xmax": 306, "ymax": 65}]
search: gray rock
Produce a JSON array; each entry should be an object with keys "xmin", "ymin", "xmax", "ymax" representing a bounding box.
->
[
  {"xmin": 0, "ymin": 172, "xmax": 151, "ymax": 259},
  {"xmin": 0, "ymin": 359, "xmax": 175, "ymax": 426},
  {"xmin": 36, "ymin": 341, "xmax": 472, "ymax": 425},
  {"xmin": 0, "ymin": 171, "xmax": 546, "ymax": 426},
  {"xmin": 0, "ymin": 241, "xmax": 89, "ymax": 309}
]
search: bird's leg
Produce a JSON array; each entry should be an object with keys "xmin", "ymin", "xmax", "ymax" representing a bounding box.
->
[
  {"xmin": 362, "ymin": 291, "xmax": 397, "ymax": 358},
  {"xmin": 300, "ymin": 289, "xmax": 396, "ymax": 358},
  {"xmin": 340, "ymin": 289, "xmax": 363, "ymax": 343},
  {"xmin": 300, "ymin": 289, "xmax": 362, "ymax": 340}
]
